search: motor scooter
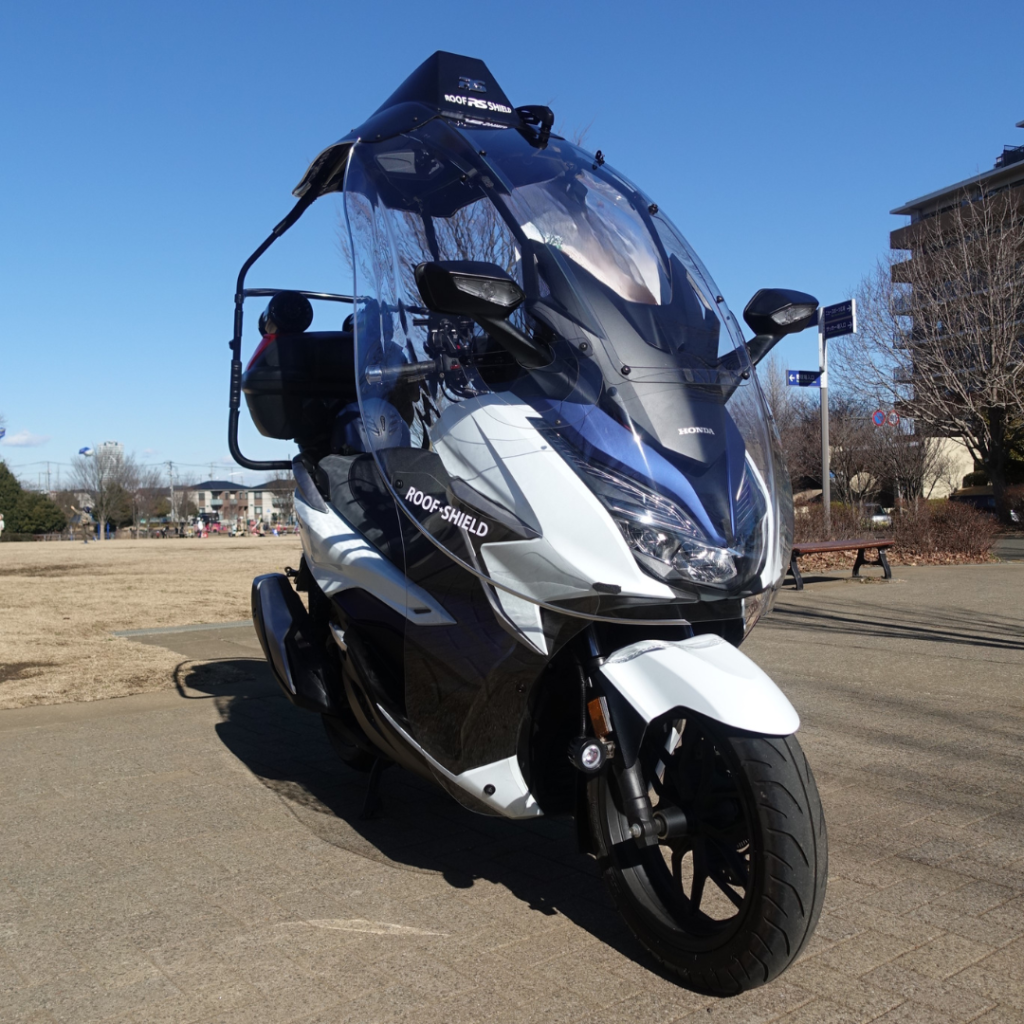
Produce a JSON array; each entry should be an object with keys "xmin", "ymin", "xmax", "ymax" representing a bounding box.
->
[{"xmin": 229, "ymin": 51, "xmax": 827, "ymax": 995}]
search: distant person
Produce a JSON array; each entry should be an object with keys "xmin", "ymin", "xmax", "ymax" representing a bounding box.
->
[
  {"xmin": 70, "ymin": 507, "xmax": 90, "ymax": 544},
  {"xmin": 0, "ymin": 512, "xmax": 4, "ymax": 542}
]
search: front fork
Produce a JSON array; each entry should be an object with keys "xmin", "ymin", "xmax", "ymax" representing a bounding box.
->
[
  {"xmin": 611, "ymin": 761, "xmax": 660, "ymax": 847},
  {"xmin": 579, "ymin": 627, "xmax": 661, "ymax": 849}
]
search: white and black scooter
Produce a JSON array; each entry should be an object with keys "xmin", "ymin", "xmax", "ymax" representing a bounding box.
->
[{"xmin": 229, "ymin": 52, "xmax": 827, "ymax": 995}]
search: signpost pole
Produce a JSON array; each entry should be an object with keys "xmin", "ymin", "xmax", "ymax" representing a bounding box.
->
[
  {"xmin": 813, "ymin": 299, "xmax": 856, "ymax": 537},
  {"xmin": 819, "ymin": 318, "xmax": 830, "ymax": 535}
]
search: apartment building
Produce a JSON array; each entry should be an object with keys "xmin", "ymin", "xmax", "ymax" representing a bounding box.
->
[{"xmin": 188, "ymin": 478, "xmax": 295, "ymax": 530}]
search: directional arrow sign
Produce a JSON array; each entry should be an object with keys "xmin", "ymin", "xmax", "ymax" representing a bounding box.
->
[
  {"xmin": 787, "ymin": 370, "xmax": 822, "ymax": 387},
  {"xmin": 822, "ymin": 299, "xmax": 857, "ymax": 339}
]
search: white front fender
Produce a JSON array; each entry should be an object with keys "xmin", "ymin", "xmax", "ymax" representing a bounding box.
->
[{"xmin": 600, "ymin": 634, "xmax": 800, "ymax": 737}]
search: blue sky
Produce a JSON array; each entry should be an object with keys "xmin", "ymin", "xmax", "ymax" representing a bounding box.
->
[{"xmin": 2, "ymin": 0, "xmax": 1022, "ymax": 486}]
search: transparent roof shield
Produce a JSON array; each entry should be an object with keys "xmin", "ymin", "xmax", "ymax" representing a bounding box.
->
[
  {"xmin": 342, "ymin": 125, "xmax": 786, "ymax": 621},
  {"xmin": 514, "ymin": 168, "xmax": 666, "ymax": 305}
]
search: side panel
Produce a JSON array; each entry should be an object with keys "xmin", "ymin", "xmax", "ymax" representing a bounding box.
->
[
  {"xmin": 600, "ymin": 634, "xmax": 800, "ymax": 737},
  {"xmin": 430, "ymin": 396, "xmax": 679, "ymax": 605},
  {"xmin": 296, "ymin": 493, "xmax": 454, "ymax": 626},
  {"xmin": 376, "ymin": 705, "xmax": 543, "ymax": 819},
  {"xmin": 301, "ymin": 463, "xmax": 563, "ymax": 778},
  {"xmin": 399, "ymin": 553, "xmax": 555, "ymax": 776}
]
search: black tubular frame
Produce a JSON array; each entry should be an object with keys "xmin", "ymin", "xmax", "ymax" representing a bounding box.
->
[{"xmin": 228, "ymin": 192, "xmax": 354, "ymax": 471}]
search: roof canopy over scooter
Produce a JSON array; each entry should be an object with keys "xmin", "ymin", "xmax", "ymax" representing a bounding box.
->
[
  {"xmin": 293, "ymin": 51, "xmax": 524, "ymax": 200},
  {"xmin": 228, "ymin": 51, "xmax": 802, "ymax": 629}
]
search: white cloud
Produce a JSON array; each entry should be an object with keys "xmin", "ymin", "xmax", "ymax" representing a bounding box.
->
[{"xmin": 1, "ymin": 430, "xmax": 51, "ymax": 447}]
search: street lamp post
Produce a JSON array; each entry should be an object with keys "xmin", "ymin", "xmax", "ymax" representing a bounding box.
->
[{"xmin": 81, "ymin": 447, "xmax": 104, "ymax": 541}]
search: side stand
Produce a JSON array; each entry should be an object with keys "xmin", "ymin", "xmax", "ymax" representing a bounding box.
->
[{"xmin": 360, "ymin": 758, "xmax": 387, "ymax": 820}]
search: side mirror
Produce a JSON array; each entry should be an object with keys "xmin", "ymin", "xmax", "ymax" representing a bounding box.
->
[
  {"xmin": 742, "ymin": 288, "xmax": 819, "ymax": 366},
  {"xmin": 414, "ymin": 261, "xmax": 525, "ymax": 319},
  {"xmin": 414, "ymin": 261, "xmax": 551, "ymax": 368}
]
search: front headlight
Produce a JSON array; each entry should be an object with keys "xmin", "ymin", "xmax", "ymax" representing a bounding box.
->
[
  {"xmin": 618, "ymin": 522, "xmax": 738, "ymax": 585},
  {"xmin": 617, "ymin": 522, "xmax": 738, "ymax": 584},
  {"xmin": 570, "ymin": 460, "xmax": 740, "ymax": 587}
]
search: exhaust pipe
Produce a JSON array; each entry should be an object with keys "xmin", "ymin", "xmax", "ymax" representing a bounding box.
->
[{"xmin": 251, "ymin": 573, "xmax": 339, "ymax": 715}]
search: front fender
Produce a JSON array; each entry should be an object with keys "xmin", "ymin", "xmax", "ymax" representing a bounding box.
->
[{"xmin": 598, "ymin": 635, "xmax": 799, "ymax": 754}]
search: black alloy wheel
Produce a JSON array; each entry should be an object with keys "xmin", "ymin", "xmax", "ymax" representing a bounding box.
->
[{"xmin": 587, "ymin": 713, "xmax": 827, "ymax": 995}]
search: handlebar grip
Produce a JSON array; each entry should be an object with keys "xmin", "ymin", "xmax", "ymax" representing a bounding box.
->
[{"xmin": 363, "ymin": 362, "xmax": 435, "ymax": 387}]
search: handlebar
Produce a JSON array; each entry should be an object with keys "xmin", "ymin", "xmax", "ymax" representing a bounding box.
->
[{"xmin": 363, "ymin": 361, "xmax": 437, "ymax": 387}]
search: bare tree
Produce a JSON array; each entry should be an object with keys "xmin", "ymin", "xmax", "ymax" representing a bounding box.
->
[
  {"xmin": 268, "ymin": 472, "xmax": 295, "ymax": 526},
  {"xmin": 169, "ymin": 479, "xmax": 198, "ymax": 526},
  {"xmin": 219, "ymin": 489, "xmax": 245, "ymax": 534},
  {"xmin": 863, "ymin": 423, "xmax": 926, "ymax": 507},
  {"xmin": 759, "ymin": 355, "xmax": 802, "ymax": 433},
  {"xmin": 828, "ymin": 402, "xmax": 881, "ymax": 507},
  {"xmin": 129, "ymin": 467, "xmax": 165, "ymax": 537},
  {"xmin": 551, "ymin": 116, "xmax": 595, "ymax": 148},
  {"xmin": 70, "ymin": 449, "xmax": 147, "ymax": 539},
  {"xmin": 836, "ymin": 189, "xmax": 1024, "ymax": 514},
  {"xmin": 759, "ymin": 357, "xmax": 828, "ymax": 492}
]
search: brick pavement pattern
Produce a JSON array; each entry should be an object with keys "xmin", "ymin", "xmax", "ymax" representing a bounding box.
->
[{"xmin": 0, "ymin": 563, "xmax": 1022, "ymax": 1023}]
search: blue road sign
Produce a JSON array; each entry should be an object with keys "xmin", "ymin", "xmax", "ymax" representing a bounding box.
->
[
  {"xmin": 822, "ymin": 299, "xmax": 857, "ymax": 339},
  {"xmin": 787, "ymin": 369, "xmax": 822, "ymax": 387}
]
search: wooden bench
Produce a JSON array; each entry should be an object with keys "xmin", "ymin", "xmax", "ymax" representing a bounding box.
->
[{"xmin": 787, "ymin": 539, "xmax": 894, "ymax": 590}]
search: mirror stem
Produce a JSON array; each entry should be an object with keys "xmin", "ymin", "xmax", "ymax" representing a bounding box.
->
[
  {"xmin": 746, "ymin": 333, "xmax": 781, "ymax": 368},
  {"xmin": 477, "ymin": 317, "xmax": 553, "ymax": 369}
]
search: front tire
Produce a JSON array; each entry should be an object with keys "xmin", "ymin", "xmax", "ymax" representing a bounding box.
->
[{"xmin": 587, "ymin": 714, "xmax": 827, "ymax": 995}]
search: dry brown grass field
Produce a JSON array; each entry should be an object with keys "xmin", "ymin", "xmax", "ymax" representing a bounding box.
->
[{"xmin": 0, "ymin": 536, "xmax": 301, "ymax": 709}]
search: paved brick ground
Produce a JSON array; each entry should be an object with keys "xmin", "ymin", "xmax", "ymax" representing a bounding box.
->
[{"xmin": 1, "ymin": 563, "xmax": 1022, "ymax": 1023}]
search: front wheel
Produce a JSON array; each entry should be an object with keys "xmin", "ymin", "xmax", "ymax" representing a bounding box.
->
[{"xmin": 587, "ymin": 714, "xmax": 827, "ymax": 995}]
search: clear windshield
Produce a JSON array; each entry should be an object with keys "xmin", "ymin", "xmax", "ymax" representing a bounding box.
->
[
  {"xmin": 341, "ymin": 121, "xmax": 788, "ymax": 621},
  {"xmin": 515, "ymin": 168, "xmax": 666, "ymax": 304}
]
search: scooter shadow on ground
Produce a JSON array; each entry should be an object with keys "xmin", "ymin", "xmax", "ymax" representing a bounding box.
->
[
  {"xmin": 175, "ymin": 659, "xmax": 661, "ymax": 973},
  {"xmin": 769, "ymin": 600, "xmax": 1024, "ymax": 652}
]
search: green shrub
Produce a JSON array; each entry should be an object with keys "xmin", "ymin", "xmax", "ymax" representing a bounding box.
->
[{"xmin": 0, "ymin": 461, "xmax": 67, "ymax": 536}]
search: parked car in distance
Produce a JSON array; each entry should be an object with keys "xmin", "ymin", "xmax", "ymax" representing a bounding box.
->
[
  {"xmin": 948, "ymin": 485, "xmax": 997, "ymax": 514},
  {"xmin": 863, "ymin": 503, "xmax": 892, "ymax": 528}
]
